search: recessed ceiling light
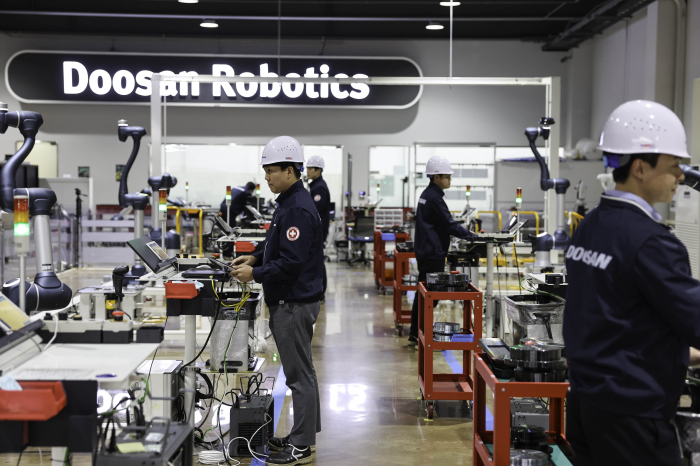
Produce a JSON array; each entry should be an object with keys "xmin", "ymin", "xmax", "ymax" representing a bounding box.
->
[
  {"xmin": 439, "ymin": 1, "xmax": 461, "ymax": 5},
  {"xmin": 426, "ymin": 22, "xmax": 444, "ymax": 30},
  {"xmin": 200, "ymin": 19, "xmax": 218, "ymax": 28},
  {"xmin": 179, "ymin": 0, "xmax": 199, "ymax": 3}
]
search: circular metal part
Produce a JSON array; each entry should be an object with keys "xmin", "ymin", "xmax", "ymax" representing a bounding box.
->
[
  {"xmin": 511, "ymin": 425, "xmax": 548, "ymax": 444},
  {"xmin": 503, "ymin": 357, "xmax": 568, "ymax": 370},
  {"xmin": 434, "ymin": 322, "xmax": 461, "ymax": 334},
  {"xmin": 433, "ymin": 332, "xmax": 452, "ymax": 342},
  {"xmin": 509, "ymin": 344, "xmax": 564, "ymax": 362},
  {"xmin": 513, "ymin": 367, "xmax": 567, "ymax": 382},
  {"xmin": 510, "ymin": 449, "xmax": 549, "ymax": 466},
  {"xmin": 447, "ymin": 273, "xmax": 468, "ymax": 285}
]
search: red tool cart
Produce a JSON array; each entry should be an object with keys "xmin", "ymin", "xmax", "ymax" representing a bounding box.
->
[
  {"xmin": 392, "ymin": 248, "xmax": 416, "ymax": 336},
  {"xmin": 374, "ymin": 230, "xmax": 409, "ymax": 293},
  {"xmin": 473, "ymin": 353, "xmax": 573, "ymax": 466},
  {"xmin": 417, "ymin": 282, "xmax": 483, "ymax": 419}
]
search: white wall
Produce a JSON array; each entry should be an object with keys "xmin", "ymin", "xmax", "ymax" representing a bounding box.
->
[
  {"xmin": 590, "ymin": 0, "xmax": 700, "ymax": 151},
  {"xmin": 0, "ymin": 33, "xmax": 588, "ymax": 209}
]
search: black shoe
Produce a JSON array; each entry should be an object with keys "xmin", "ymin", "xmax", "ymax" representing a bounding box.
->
[
  {"xmin": 407, "ymin": 335, "xmax": 418, "ymax": 346},
  {"xmin": 269, "ymin": 436, "xmax": 316, "ymax": 452},
  {"xmin": 266, "ymin": 444, "xmax": 313, "ymax": 465}
]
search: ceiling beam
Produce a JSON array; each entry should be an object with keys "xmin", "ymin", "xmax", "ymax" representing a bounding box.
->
[{"xmin": 0, "ymin": 10, "xmax": 584, "ymax": 22}]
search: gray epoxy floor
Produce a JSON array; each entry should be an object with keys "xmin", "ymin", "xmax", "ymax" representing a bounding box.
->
[{"xmin": 1, "ymin": 262, "xmax": 481, "ymax": 466}]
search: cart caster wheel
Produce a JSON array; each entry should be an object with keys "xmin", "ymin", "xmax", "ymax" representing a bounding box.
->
[
  {"xmin": 381, "ymin": 287, "xmax": 386, "ymax": 295},
  {"xmin": 396, "ymin": 325, "xmax": 403, "ymax": 336},
  {"xmin": 427, "ymin": 403, "xmax": 434, "ymax": 419}
]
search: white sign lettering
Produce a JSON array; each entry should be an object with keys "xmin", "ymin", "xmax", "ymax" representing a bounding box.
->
[
  {"xmin": 565, "ymin": 246, "xmax": 613, "ymax": 270},
  {"xmin": 62, "ymin": 61, "xmax": 371, "ymax": 100}
]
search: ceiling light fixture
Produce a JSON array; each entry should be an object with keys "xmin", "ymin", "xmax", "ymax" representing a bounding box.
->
[
  {"xmin": 178, "ymin": 0, "xmax": 199, "ymax": 3},
  {"xmin": 426, "ymin": 22, "xmax": 444, "ymax": 30},
  {"xmin": 200, "ymin": 19, "xmax": 218, "ymax": 28},
  {"xmin": 439, "ymin": 1, "xmax": 461, "ymax": 5}
]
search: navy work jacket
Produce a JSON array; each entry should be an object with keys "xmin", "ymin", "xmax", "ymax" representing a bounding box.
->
[
  {"xmin": 564, "ymin": 195, "xmax": 700, "ymax": 420},
  {"xmin": 252, "ymin": 180, "xmax": 324, "ymax": 307},
  {"xmin": 414, "ymin": 182, "xmax": 476, "ymax": 260},
  {"xmin": 219, "ymin": 186, "xmax": 250, "ymax": 220},
  {"xmin": 309, "ymin": 176, "xmax": 331, "ymax": 238}
]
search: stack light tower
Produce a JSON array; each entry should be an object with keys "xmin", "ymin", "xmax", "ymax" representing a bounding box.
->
[{"xmin": 13, "ymin": 194, "xmax": 30, "ymax": 312}]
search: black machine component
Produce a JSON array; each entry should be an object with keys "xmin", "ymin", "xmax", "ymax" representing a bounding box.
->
[
  {"xmin": 396, "ymin": 242, "xmax": 414, "ymax": 253},
  {"xmin": 504, "ymin": 343, "xmax": 567, "ymax": 382},
  {"xmin": 511, "ymin": 398, "xmax": 550, "ymax": 431},
  {"xmin": 479, "ymin": 338, "xmax": 514, "ymax": 379},
  {"xmin": 228, "ymin": 392, "xmax": 274, "ymax": 458},
  {"xmin": 112, "ymin": 265, "xmax": 129, "ymax": 314},
  {"xmin": 509, "ymin": 449, "xmax": 550, "ymax": 466},
  {"xmin": 0, "ymin": 106, "xmax": 72, "ymax": 311},
  {"xmin": 524, "ymin": 117, "xmax": 570, "ymax": 259},
  {"xmin": 681, "ymin": 165, "xmax": 700, "ymax": 192},
  {"xmin": 511, "ymin": 424, "xmax": 551, "ymax": 454},
  {"xmin": 95, "ymin": 419, "xmax": 193, "ymax": 466}
]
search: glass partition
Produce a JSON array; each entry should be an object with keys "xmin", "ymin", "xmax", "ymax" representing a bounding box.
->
[
  {"xmin": 414, "ymin": 144, "xmax": 496, "ymax": 213},
  {"xmin": 164, "ymin": 143, "xmax": 343, "ymax": 212},
  {"xmin": 369, "ymin": 146, "xmax": 412, "ymax": 208}
]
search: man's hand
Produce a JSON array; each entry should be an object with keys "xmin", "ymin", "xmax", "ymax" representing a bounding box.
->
[
  {"xmin": 231, "ymin": 255, "xmax": 257, "ymax": 267},
  {"xmin": 231, "ymin": 265, "xmax": 254, "ymax": 283},
  {"xmin": 690, "ymin": 347, "xmax": 700, "ymax": 367}
]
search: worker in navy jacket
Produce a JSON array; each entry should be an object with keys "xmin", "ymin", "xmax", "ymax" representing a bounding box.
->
[
  {"xmin": 219, "ymin": 182, "xmax": 255, "ymax": 227},
  {"xmin": 564, "ymin": 100, "xmax": 700, "ymax": 466},
  {"xmin": 232, "ymin": 136, "xmax": 322, "ymax": 465},
  {"xmin": 408, "ymin": 156, "xmax": 477, "ymax": 345},
  {"xmin": 306, "ymin": 156, "xmax": 331, "ymax": 242},
  {"xmin": 306, "ymin": 155, "xmax": 331, "ymax": 298}
]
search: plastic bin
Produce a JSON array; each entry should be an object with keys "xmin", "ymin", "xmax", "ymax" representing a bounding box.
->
[{"xmin": 0, "ymin": 381, "xmax": 67, "ymax": 421}]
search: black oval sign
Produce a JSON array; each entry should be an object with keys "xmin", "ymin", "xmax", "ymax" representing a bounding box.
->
[{"xmin": 5, "ymin": 50, "xmax": 423, "ymax": 109}]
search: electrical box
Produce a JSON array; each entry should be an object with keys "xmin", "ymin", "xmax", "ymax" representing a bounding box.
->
[
  {"xmin": 511, "ymin": 398, "xmax": 549, "ymax": 430},
  {"xmin": 136, "ymin": 360, "xmax": 183, "ymax": 421}
]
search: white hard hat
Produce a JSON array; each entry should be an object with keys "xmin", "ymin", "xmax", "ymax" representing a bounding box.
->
[
  {"xmin": 261, "ymin": 136, "xmax": 304, "ymax": 166},
  {"xmin": 306, "ymin": 155, "xmax": 325, "ymax": 169},
  {"xmin": 598, "ymin": 100, "xmax": 690, "ymax": 159},
  {"xmin": 426, "ymin": 156, "xmax": 454, "ymax": 176}
]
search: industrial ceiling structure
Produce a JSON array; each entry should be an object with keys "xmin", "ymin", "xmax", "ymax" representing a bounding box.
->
[{"xmin": 0, "ymin": 0, "xmax": 656, "ymax": 51}]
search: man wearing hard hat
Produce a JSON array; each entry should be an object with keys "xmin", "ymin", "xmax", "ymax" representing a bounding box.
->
[
  {"xmin": 564, "ymin": 100, "xmax": 700, "ymax": 465},
  {"xmin": 218, "ymin": 181, "xmax": 256, "ymax": 226},
  {"xmin": 306, "ymin": 155, "xmax": 331, "ymax": 298},
  {"xmin": 408, "ymin": 156, "xmax": 478, "ymax": 345},
  {"xmin": 232, "ymin": 136, "xmax": 323, "ymax": 465}
]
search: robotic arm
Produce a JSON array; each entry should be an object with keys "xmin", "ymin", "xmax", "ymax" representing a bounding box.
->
[
  {"xmin": 117, "ymin": 120, "xmax": 149, "ymax": 211},
  {"xmin": 524, "ymin": 117, "xmax": 571, "ymax": 269},
  {"xmin": 0, "ymin": 105, "xmax": 72, "ymax": 311}
]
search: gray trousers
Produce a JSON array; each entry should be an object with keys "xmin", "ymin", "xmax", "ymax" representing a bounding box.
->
[{"xmin": 269, "ymin": 301, "xmax": 322, "ymax": 446}]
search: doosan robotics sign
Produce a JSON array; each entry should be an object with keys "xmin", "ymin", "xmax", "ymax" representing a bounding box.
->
[{"xmin": 5, "ymin": 50, "xmax": 423, "ymax": 109}]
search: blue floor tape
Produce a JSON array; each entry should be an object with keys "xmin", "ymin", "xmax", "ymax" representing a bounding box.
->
[{"xmin": 441, "ymin": 350, "xmax": 494, "ymax": 429}]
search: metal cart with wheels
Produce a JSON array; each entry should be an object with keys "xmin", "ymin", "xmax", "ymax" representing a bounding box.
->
[
  {"xmin": 473, "ymin": 352, "xmax": 572, "ymax": 465},
  {"xmin": 417, "ymin": 282, "xmax": 483, "ymax": 419},
  {"xmin": 392, "ymin": 248, "xmax": 416, "ymax": 336}
]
